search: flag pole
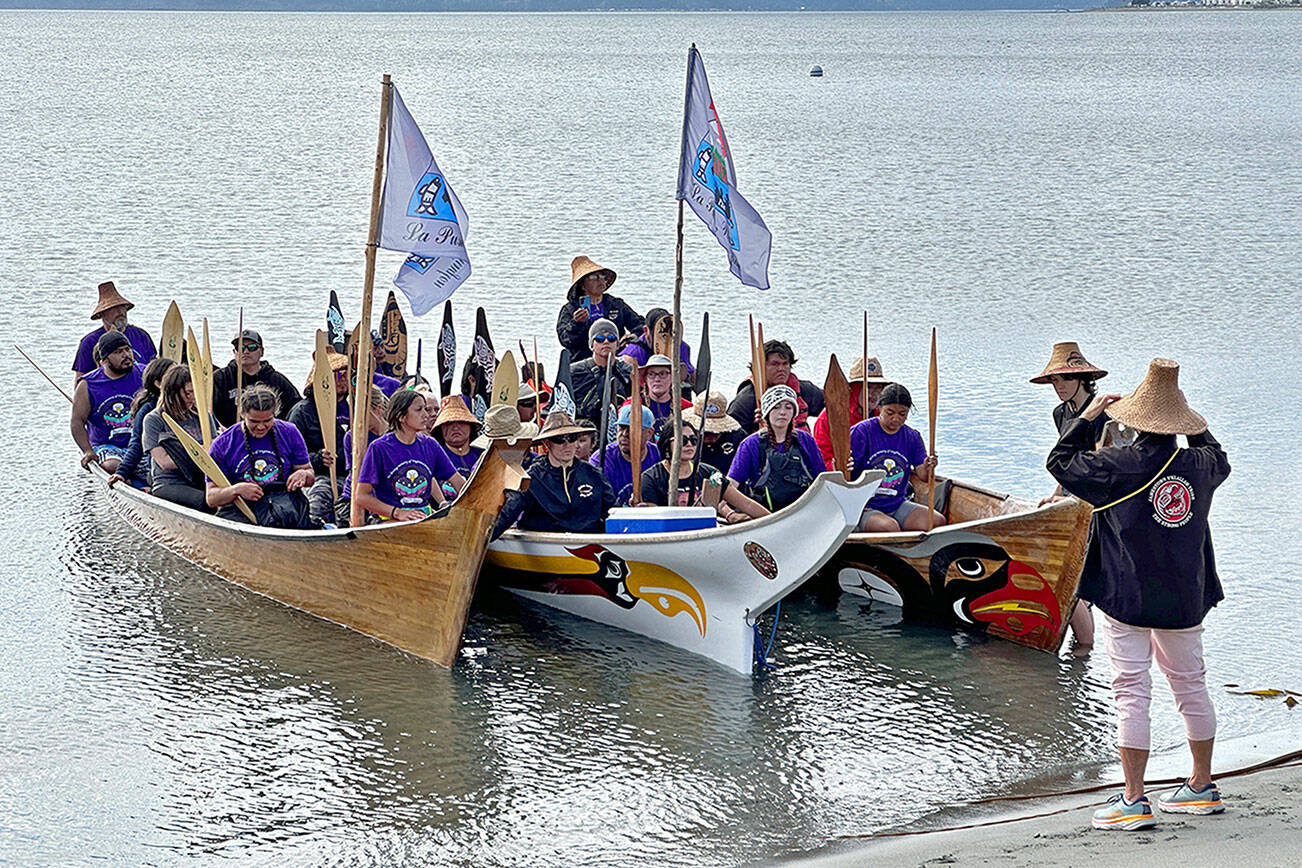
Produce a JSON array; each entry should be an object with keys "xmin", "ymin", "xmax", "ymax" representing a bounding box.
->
[
  {"xmin": 236, "ymin": 306, "xmax": 244, "ymax": 403},
  {"xmin": 668, "ymin": 197, "xmax": 686, "ymax": 507},
  {"xmin": 350, "ymin": 73, "xmax": 392, "ymax": 529}
]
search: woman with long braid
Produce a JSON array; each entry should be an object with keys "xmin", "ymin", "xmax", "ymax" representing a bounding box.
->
[
  {"xmin": 206, "ymin": 384, "xmax": 315, "ymax": 528},
  {"xmin": 726, "ymin": 384, "xmax": 827, "ymax": 512}
]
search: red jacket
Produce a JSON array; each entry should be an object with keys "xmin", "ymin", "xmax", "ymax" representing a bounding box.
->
[{"xmin": 812, "ymin": 383, "xmax": 876, "ymax": 468}]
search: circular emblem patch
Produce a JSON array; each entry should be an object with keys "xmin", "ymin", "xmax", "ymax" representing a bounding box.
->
[
  {"xmin": 744, "ymin": 541, "xmax": 778, "ymax": 581},
  {"xmin": 1151, "ymin": 475, "xmax": 1194, "ymax": 528},
  {"xmin": 576, "ymin": 483, "xmax": 595, "ymax": 498}
]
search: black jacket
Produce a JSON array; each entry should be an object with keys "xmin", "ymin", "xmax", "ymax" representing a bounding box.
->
[
  {"xmin": 212, "ymin": 360, "xmax": 301, "ymax": 427},
  {"xmin": 494, "ymin": 458, "xmax": 615, "ymax": 536},
  {"xmin": 571, "ymin": 357, "xmax": 633, "ymax": 427},
  {"xmin": 1047, "ymin": 416, "xmax": 1230, "ymax": 629},
  {"xmin": 286, "ymin": 389, "xmax": 347, "ymax": 476},
  {"xmin": 555, "ymin": 292, "xmax": 644, "ymax": 363},
  {"xmin": 726, "ymin": 378, "xmax": 825, "ymax": 434},
  {"xmin": 1053, "ymin": 397, "xmax": 1106, "ymax": 443}
]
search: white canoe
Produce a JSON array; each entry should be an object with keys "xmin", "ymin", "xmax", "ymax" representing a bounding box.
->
[{"xmin": 485, "ymin": 469, "xmax": 884, "ymax": 675}]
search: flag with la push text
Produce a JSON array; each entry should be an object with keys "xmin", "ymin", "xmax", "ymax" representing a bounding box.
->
[
  {"xmin": 676, "ymin": 46, "xmax": 772, "ymax": 291},
  {"xmin": 378, "ymin": 85, "xmax": 472, "ymax": 316}
]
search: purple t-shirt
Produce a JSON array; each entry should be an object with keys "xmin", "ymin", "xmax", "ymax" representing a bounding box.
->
[
  {"xmin": 358, "ymin": 432, "xmax": 458, "ymax": 511},
  {"xmin": 207, "ymin": 419, "xmax": 311, "ymax": 486},
  {"xmin": 621, "ymin": 340, "xmax": 695, "ymax": 374},
  {"xmin": 373, "ymin": 373, "xmax": 402, "ymax": 397},
  {"xmin": 340, "ymin": 428, "xmax": 380, "ymax": 497},
  {"xmin": 82, "ymin": 363, "xmax": 144, "ymax": 447},
  {"xmin": 445, "ymin": 445, "xmax": 483, "ymax": 477},
  {"xmin": 726, "ymin": 429, "xmax": 826, "ymax": 489},
  {"xmin": 590, "ymin": 441, "xmax": 661, "ymax": 505},
  {"xmin": 850, "ymin": 417, "xmax": 928, "ymax": 513},
  {"xmin": 73, "ymin": 325, "xmax": 157, "ymax": 376}
]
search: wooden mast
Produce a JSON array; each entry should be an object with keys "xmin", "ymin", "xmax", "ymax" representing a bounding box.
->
[
  {"xmin": 667, "ymin": 198, "xmax": 686, "ymax": 506},
  {"xmin": 927, "ymin": 327, "xmax": 938, "ymax": 531},
  {"xmin": 236, "ymin": 306, "xmax": 244, "ymax": 403},
  {"xmin": 349, "ymin": 74, "xmax": 392, "ymax": 529}
]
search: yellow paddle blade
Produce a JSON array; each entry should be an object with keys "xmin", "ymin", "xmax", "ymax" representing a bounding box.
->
[
  {"xmin": 161, "ymin": 411, "xmax": 256, "ymax": 524},
  {"xmin": 312, "ymin": 330, "xmax": 339, "ymax": 501},
  {"xmin": 160, "ymin": 301, "xmax": 183, "ymax": 362},
  {"xmin": 185, "ymin": 325, "xmax": 214, "ymax": 447},
  {"xmin": 492, "ymin": 351, "xmax": 519, "ymax": 408}
]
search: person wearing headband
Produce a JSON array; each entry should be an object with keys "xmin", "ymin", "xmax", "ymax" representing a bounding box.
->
[
  {"xmin": 848, "ymin": 382, "xmax": 944, "ymax": 532},
  {"xmin": 70, "ymin": 330, "xmax": 145, "ymax": 473},
  {"xmin": 726, "ymin": 384, "xmax": 827, "ymax": 512}
]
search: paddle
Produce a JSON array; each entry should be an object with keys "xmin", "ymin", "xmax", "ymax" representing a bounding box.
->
[
  {"xmin": 15, "ymin": 344, "xmax": 73, "ymax": 403},
  {"xmin": 492, "ymin": 351, "xmax": 518, "ymax": 407},
  {"xmin": 863, "ymin": 311, "xmax": 869, "ymax": 397},
  {"xmin": 927, "ymin": 327, "xmax": 938, "ymax": 531},
  {"xmin": 756, "ymin": 321, "xmax": 768, "ymax": 397},
  {"xmin": 414, "ymin": 338, "xmax": 423, "ymax": 384},
  {"xmin": 597, "ymin": 351, "xmax": 615, "ymax": 473},
  {"xmin": 437, "ymin": 300, "xmax": 455, "ymax": 401},
  {"xmin": 312, "ymin": 330, "xmax": 339, "ymax": 500},
  {"xmin": 824, "ymin": 354, "xmax": 852, "ymax": 481},
  {"xmin": 235, "ymin": 307, "xmax": 244, "ymax": 403},
  {"xmin": 327, "ymin": 291, "xmax": 346, "ymax": 353},
  {"xmin": 533, "ymin": 338, "xmax": 543, "ymax": 394},
  {"xmin": 629, "ymin": 361, "xmax": 643, "ymax": 506},
  {"xmin": 748, "ymin": 315, "xmax": 763, "ymax": 411},
  {"xmin": 693, "ymin": 312, "xmax": 711, "ymax": 398},
  {"xmin": 161, "ymin": 411, "xmax": 257, "ymax": 524},
  {"xmin": 160, "ymin": 301, "xmax": 183, "ymax": 362},
  {"xmin": 184, "ymin": 325, "xmax": 214, "ymax": 447},
  {"xmin": 379, "ymin": 290, "xmax": 408, "ymax": 380},
  {"xmin": 469, "ymin": 306, "xmax": 495, "ymax": 421}
]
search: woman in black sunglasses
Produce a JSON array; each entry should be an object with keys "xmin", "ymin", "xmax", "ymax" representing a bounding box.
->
[
  {"xmin": 639, "ymin": 421, "xmax": 768, "ymax": 523},
  {"xmin": 492, "ymin": 410, "xmax": 616, "ymax": 536}
]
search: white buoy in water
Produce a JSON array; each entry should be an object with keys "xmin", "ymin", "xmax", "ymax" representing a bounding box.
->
[{"xmin": 810, "ymin": 65, "xmax": 824, "ymax": 77}]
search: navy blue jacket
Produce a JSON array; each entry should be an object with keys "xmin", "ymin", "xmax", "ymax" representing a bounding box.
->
[
  {"xmin": 1048, "ymin": 416, "xmax": 1229, "ymax": 629},
  {"xmin": 494, "ymin": 457, "xmax": 616, "ymax": 537}
]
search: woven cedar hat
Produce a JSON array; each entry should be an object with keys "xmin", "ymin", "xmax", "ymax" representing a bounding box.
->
[
  {"xmin": 568, "ymin": 256, "xmax": 617, "ymax": 299},
  {"xmin": 90, "ymin": 281, "xmax": 133, "ymax": 319},
  {"xmin": 1105, "ymin": 358, "xmax": 1206, "ymax": 436},
  {"xmin": 433, "ymin": 395, "xmax": 481, "ymax": 432},
  {"xmin": 303, "ymin": 349, "xmax": 349, "ymax": 390},
  {"xmin": 849, "ymin": 356, "xmax": 890, "ymax": 385},
  {"xmin": 1030, "ymin": 342, "xmax": 1108, "ymax": 384},
  {"xmin": 536, "ymin": 409, "xmax": 596, "ymax": 441},
  {"xmin": 689, "ymin": 390, "xmax": 741, "ymax": 434}
]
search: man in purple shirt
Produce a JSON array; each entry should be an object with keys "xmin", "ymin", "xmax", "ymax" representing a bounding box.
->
[
  {"xmin": 70, "ymin": 330, "xmax": 145, "ymax": 473},
  {"xmin": 848, "ymin": 383, "xmax": 942, "ymax": 532},
  {"xmin": 72, "ymin": 281, "xmax": 156, "ymax": 381},
  {"xmin": 591, "ymin": 404, "xmax": 659, "ymax": 506}
]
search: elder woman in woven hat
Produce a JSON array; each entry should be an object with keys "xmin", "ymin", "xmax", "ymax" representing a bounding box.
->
[
  {"xmin": 555, "ymin": 256, "xmax": 644, "ymax": 363},
  {"xmin": 1048, "ymin": 359, "xmax": 1230, "ymax": 832}
]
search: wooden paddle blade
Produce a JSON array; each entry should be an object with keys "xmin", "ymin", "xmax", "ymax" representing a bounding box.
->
[
  {"xmin": 652, "ymin": 312, "xmax": 675, "ymax": 359},
  {"xmin": 160, "ymin": 301, "xmax": 183, "ymax": 362},
  {"xmin": 312, "ymin": 330, "xmax": 339, "ymax": 500},
  {"xmin": 492, "ymin": 351, "xmax": 519, "ymax": 408},
  {"xmin": 748, "ymin": 315, "xmax": 762, "ymax": 406},
  {"xmin": 823, "ymin": 354, "xmax": 852, "ymax": 481},
  {"xmin": 756, "ymin": 322, "xmax": 767, "ymax": 395},
  {"xmin": 184, "ymin": 326, "xmax": 214, "ymax": 447},
  {"xmin": 378, "ymin": 290, "xmax": 408, "ymax": 380},
  {"xmin": 327, "ymin": 291, "xmax": 346, "ymax": 352},
  {"xmin": 437, "ymin": 300, "xmax": 455, "ymax": 401},
  {"xmin": 550, "ymin": 348, "xmax": 575, "ymax": 419},
  {"xmin": 694, "ymin": 312, "xmax": 711, "ymax": 398},
  {"xmin": 161, "ymin": 411, "xmax": 256, "ymax": 524},
  {"xmin": 862, "ymin": 311, "xmax": 869, "ymax": 391}
]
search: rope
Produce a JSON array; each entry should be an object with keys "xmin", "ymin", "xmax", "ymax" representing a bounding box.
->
[
  {"xmin": 752, "ymin": 602, "xmax": 782, "ymax": 671},
  {"xmin": 832, "ymin": 751, "xmax": 1302, "ymax": 841}
]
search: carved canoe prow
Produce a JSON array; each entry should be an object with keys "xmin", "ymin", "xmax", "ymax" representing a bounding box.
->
[{"xmin": 90, "ymin": 438, "xmax": 530, "ymax": 667}]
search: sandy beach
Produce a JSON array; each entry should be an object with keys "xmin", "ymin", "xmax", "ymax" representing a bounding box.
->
[{"xmin": 784, "ymin": 734, "xmax": 1302, "ymax": 868}]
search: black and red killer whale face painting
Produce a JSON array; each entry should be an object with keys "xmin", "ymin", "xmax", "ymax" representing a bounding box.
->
[{"xmin": 837, "ymin": 531, "xmax": 1063, "ymax": 637}]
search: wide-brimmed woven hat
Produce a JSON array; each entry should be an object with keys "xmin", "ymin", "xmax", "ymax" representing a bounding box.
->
[
  {"xmin": 849, "ymin": 356, "xmax": 890, "ymax": 385},
  {"xmin": 1030, "ymin": 342, "xmax": 1108, "ymax": 384},
  {"xmin": 569, "ymin": 256, "xmax": 617, "ymax": 298},
  {"xmin": 303, "ymin": 349, "xmax": 349, "ymax": 390},
  {"xmin": 1105, "ymin": 358, "xmax": 1206, "ymax": 435},
  {"xmin": 689, "ymin": 390, "xmax": 741, "ymax": 434},
  {"xmin": 536, "ymin": 410, "xmax": 596, "ymax": 441},
  {"xmin": 433, "ymin": 395, "xmax": 481, "ymax": 432},
  {"xmin": 471, "ymin": 403, "xmax": 533, "ymax": 448},
  {"xmin": 90, "ymin": 281, "xmax": 133, "ymax": 319}
]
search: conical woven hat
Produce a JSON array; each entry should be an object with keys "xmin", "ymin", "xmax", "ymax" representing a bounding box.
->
[
  {"xmin": 537, "ymin": 409, "xmax": 596, "ymax": 441},
  {"xmin": 1106, "ymin": 358, "xmax": 1206, "ymax": 435},
  {"xmin": 569, "ymin": 256, "xmax": 617, "ymax": 298},
  {"xmin": 433, "ymin": 395, "xmax": 481, "ymax": 432},
  {"xmin": 91, "ymin": 281, "xmax": 134, "ymax": 319},
  {"xmin": 1030, "ymin": 342, "xmax": 1108, "ymax": 384}
]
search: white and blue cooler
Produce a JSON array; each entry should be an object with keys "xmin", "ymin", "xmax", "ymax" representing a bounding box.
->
[{"xmin": 604, "ymin": 506, "xmax": 717, "ymax": 534}]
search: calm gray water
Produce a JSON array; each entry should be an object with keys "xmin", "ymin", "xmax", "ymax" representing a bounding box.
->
[{"xmin": 1, "ymin": 9, "xmax": 1300, "ymax": 866}]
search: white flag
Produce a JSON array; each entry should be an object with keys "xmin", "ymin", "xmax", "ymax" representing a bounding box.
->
[
  {"xmin": 675, "ymin": 46, "xmax": 772, "ymax": 291},
  {"xmin": 378, "ymin": 86, "xmax": 472, "ymax": 314}
]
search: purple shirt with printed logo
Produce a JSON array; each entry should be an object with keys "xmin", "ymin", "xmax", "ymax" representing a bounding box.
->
[
  {"xmin": 849, "ymin": 417, "xmax": 928, "ymax": 513},
  {"xmin": 73, "ymin": 325, "xmax": 157, "ymax": 376},
  {"xmin": 358, "ymin": 432, "xmax": 458, "ymax": 511},
  {"xmin": 82, "ymin": 363, "xmax": 144, "ymax": 447},
  {"xmin": 207, "ymin": 419, "xmax": 310, "ymax": 486}
]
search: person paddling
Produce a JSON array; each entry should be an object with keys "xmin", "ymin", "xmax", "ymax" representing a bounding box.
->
[
  {"xmin": 1048, "ymin": 359, "xmax": 1229, "ymax": 832},
  {"xmin": 848, "ymin": 383, "xmax": 944, "ymax": 532},
  {"xmin": 556, "ymin": 256, "xmax": 643, "ymax": 362},
  {"xmin": 142, "ymin": 364, "xmax": 219, "ymax": 512},
  {"xmin": 726, "ymin": 384, "xmax": 827, "ymax": 512},
  {"xmin": 640, "ymin": 420, "xmax": 768, "ymax": 522},
  {"xmin": 205, "ymin": 384, "xmax": 315, "ymax": 528},
  {"xmin": 71, "ymin": 331, "xmax": 145, "ymax": 473},
  {"xmin": 71, "ymin": 281, "xmax": 157, "ymax": 381},
  {"xmin": 353, "ymin": 390, "xmax": 467, "ymax": 523}
]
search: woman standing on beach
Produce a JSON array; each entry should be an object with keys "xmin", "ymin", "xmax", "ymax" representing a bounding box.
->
[{"xmin": 1048, "ymin": 359, "xmax": 1229, "ymax": 831}]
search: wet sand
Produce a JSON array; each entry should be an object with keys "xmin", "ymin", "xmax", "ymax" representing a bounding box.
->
[{"xmin": 785, "ymin": 744, "xmax": 1301, "ymax": 867}]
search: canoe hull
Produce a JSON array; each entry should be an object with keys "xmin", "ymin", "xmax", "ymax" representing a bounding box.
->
[
  {"xmin": 825, "ymin": 481, "xmax": 1092, "ymax": 652},
  {"xmin": 486, "ymin": 470, "xmax": 884, "ymax": 674},
  {"xmin": 92, "ymin": 441, "xmax": 527, "ymax": 667}
]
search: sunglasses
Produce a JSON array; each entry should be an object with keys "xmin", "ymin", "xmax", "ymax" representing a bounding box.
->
[
  {"xmin": 550, "ymin": 433, "xmax": 583, "ymax": 444},
  {"xmin": 591, "ymin": 335, "xmax": 618, "ymax": 343},
  {"xmin": 681, "ymin": 435, "xmax": 699, "ymax": 446},
  {"xmin": 240, "ymin": 343, "xmax": 262, "ymax": 352}
]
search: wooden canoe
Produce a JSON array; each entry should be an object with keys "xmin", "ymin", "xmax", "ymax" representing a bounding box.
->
[
  {"xmin": 821, "ymin": 476, "xmax": 1093, "ymax": 653},
  {"xmin": 484, "ymin": 469, "xmax": 885, "ymax": 675},
  {"xmin": 89, "ymin": 439, "xmax": 529, "ymax": 667}
]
